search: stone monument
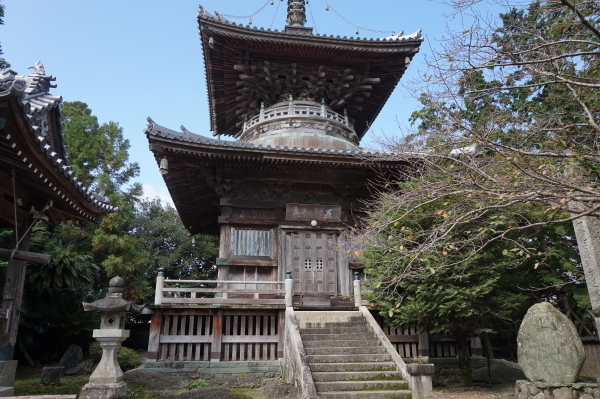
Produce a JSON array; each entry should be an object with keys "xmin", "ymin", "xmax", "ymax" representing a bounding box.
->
[
  {"xmin": 79, "ymin": 277, "xmax": 143, "ymax": 399},
  {"xmin": 515, "ymin": 302, "xmax": 588, "ymax": 399}
]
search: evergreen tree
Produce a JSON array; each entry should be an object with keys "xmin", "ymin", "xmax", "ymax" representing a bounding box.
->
[{"xmin": 0, "ymin": 3, "xmax": 10, "ymax": 70}]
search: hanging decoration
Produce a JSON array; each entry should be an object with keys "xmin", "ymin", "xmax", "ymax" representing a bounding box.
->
[
  {"xmin": 307, "ymin": 0, "xmax": 318, "ymax": 33},
  {"xmin": 322, "ymin": 1, "xmax": 397, "ymax": 35},
  {"xmin": 270, "ymin": 0, "xmax": 282, "ymax": 29},
  {"xmin": 221, "ymin": 0, "xmax": 272, "ymax": 20}
]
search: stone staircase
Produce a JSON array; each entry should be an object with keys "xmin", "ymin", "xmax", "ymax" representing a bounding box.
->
[{"xmin": 295, "ymin": 311, "xmax": 412, "ymax": 399}]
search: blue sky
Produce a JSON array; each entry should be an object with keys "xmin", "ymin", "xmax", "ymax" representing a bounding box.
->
[{"xmin": 3, "ymin": 0, "xmax": 495, "ymax": 205}]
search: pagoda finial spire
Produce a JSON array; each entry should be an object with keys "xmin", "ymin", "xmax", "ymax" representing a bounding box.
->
[{"xmin": 287, "ymin": 0, "xmax": 307, "ymax": 27}]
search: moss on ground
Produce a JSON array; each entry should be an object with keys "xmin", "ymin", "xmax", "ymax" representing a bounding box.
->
[{"xmin": 14, "ymin": 375, "xmax": 88, "ymax": 396}]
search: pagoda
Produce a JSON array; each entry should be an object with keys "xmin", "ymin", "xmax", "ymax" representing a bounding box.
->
[
  {"xmin": 144, "ymin": 4, "xmax": 433, "ymax": 397},
  {"xmin": 146, "ymin": 0, "xmax": 422, "ymax": 288}
]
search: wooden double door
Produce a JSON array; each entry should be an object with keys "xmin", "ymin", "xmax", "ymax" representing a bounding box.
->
[{"xmin": 286, "ymin": 231, "xmax": 338, "ymax": 295}]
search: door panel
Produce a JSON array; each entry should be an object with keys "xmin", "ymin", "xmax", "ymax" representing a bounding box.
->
[{"xmin": 288, "ymin": 231, "xmax": 337, "ymax": 295}]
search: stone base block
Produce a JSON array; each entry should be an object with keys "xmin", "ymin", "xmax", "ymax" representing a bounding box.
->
[
  {"xmin": 0, "ymin": 387, "xmax": 13, "ymax": 397},
  {"xmin": 143, "ymin": 360, "xmax": 281, "ymax": 374},
  {"xmin": 41, "ymin": 366, "xmax": 64, "ymax": 385},
  {"xmin": 79, "ymin": 381, "xmax": 127, "ymax": 399},
  {"xmin": 0, "ymin": 361, "xmax": 18, "ymax": 387},
  {"xmin": 516, "ymin": 380, "xmax": 600, "ymax": 399}
]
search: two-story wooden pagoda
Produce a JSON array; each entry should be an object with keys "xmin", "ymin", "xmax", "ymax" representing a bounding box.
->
[{"xmin": 144, "ymin": 1, "xmax": 423, "ymax": 368}]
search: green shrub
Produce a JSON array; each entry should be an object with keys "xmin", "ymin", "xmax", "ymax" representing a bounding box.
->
[{"xmin": 88, "ymin": 342, "xmax": 140, "ymax": 371}]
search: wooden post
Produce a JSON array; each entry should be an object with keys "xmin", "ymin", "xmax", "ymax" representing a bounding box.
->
[
  {"xmin": 211, "ymin": 309, "xmax": 223, "ymax": 362},
  {"xmin": 418, "ymin": 327, "xmax": 430, "ymax": 357},
  {"xmin": 285, "ymin": 271, "xmax": 293, "ymax": 307},
  {"xmin": 0, "ymin": 216, "xmax": 31, "ymax": 360},
  {"xmin": 155, "ymin": 268, "xmax": 164, "ymax": 305},
  {"xmin": 147, "ymin": 310, "xmax": 163, "ymax": 362},
  {"xmin": 278, "ymin": 309, "xmax": 285, "ymax": 359},
  {"xmin": 353, "ymin": 271, "xmax": 362, "ymax": 307}
]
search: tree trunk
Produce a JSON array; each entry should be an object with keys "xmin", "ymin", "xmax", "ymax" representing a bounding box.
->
[
  {"xmin": 482, "ymin": 332, "xmax": 494, "ymax": 360},
  {"xmin": 455, "ymin": 331, "xmax": 473, "ymax": 387}
]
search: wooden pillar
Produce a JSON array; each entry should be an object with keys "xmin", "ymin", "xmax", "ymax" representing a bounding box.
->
[
  {"xmin": 211, "ymin": 309, "xmax": 223, "ymax": 361},
  {"xmin": 147, "ymin": 310, "xmax": 163, "ymax": 362},
  {"xmin": 277, "ymin": 310, "xmax": 285, "ymax": 359},
  {"xmin": 417, "ymin": 328, "xmax": 429, "ymax": 357},
  {"xmin": 0, "ymin": 216, "xmax": 31, "ymax": 361}
]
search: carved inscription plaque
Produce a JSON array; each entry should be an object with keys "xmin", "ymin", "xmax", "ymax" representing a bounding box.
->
[{"xmin": 286, "ymin": 203, "xmax": 342, "ymax": 222}]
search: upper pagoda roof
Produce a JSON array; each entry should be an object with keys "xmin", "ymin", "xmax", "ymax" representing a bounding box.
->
[
  {"xmin": 197, "ymin": 5, "xmax": 423, "ymax": 141},
  {"xmin": 0, "ymin": 63, "xmax": 115, "ymax": 225}
]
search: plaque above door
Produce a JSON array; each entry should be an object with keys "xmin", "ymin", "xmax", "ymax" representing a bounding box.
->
[{"xmin": 286, "ymin": 203, "xmax": 342, "ymax": 222}]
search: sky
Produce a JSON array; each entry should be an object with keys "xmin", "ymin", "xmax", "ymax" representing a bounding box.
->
[{"xmin": 2, "ymin": 0, "xmax": 496, "ymax": 206}]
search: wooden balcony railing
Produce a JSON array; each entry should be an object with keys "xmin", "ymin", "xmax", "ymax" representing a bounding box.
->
[{"xmin": 154, "ymin": 269, "xmax": 294, "ymax": 307}]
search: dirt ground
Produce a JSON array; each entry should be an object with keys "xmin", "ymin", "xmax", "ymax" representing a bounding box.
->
[
  {"xmin": 433, "ymin": 383, "xmax": 515, "ymax": 399},
  {"xmin": 124, "ymin": 368, "xmax": 519, "ymax": 399}
]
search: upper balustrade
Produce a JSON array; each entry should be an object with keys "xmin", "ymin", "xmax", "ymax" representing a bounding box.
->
[{"xmin": 238, "ymin": 100, "xmax": 360, "ymax": 151}]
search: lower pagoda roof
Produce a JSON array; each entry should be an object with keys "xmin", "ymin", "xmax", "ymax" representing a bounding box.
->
[
  {"xmin": 145, "ymin": 118, "xmax": 415, "ymax": 235},
  {"xmin": 0, "ymin": 64, "xmax": 115, "ymax": 226}
]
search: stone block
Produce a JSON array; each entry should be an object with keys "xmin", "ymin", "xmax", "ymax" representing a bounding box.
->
[
  {"xmin": 58, "ymin": 344, "xmax": 83, "ymax": 370},
  {"xmin": 40, "ymin": 366, "xmax": 64, "ymax": 385},
  {"xmin": 553, "ymin": 387, "xmax": 573, "ymax": 399},
  {"xmin": 0, "ymin": 387, "xmax": 13, "ymax": 397},
  {"xmin": 518, "ymin": 302, "xmax": 585, "ymax": 383},
  {"xmin": 79, "ymin": 381, "xmax": 127, "ymax": 399},
  {"xmin": 406, "ymin": 363, "xmax": 435, "ymax": 376},
  {"xmin": 65, "ymin": 359, "xmax": 96, "ymax": 375},
  {"xmin": 0, "ymin": 361, "xmax": 18, "ymax": 387},
  {"xmin": 533, "ymin": 393, "xmax": 545, "ymax": 399},
  {"xmin": 581, "ymin": 394, "xmax": 594, "ymax": 399}
]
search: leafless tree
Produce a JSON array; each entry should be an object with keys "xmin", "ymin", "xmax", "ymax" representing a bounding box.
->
[{"xmin": 352, "ymin": 0, "xmax": 599, "ymax": 279}]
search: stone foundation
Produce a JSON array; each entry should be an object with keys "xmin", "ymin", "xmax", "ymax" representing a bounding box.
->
[
  {"xmin": 79, "ymin": 381, "xmax": 127, "ymax": 399},
  {"xmin": 516, "ymin": 380, "xmax": 600, "ymax": 399}
]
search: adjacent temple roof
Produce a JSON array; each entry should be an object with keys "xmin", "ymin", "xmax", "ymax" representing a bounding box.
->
[
  {"xmin": 0, "ymin": 62, "xmax": 115, "ymax": 224},
  {"xmin": 197, "ymin": 5, "xmax": 423, "ymax": 140}
]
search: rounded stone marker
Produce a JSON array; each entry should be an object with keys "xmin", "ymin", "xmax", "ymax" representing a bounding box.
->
[{"xmin": 517, "ymin": 302, "xmax": 585, "ymax": 383}]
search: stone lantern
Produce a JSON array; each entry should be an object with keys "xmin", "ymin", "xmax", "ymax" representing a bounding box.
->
[{"xmin": 79, "ymin": 276, "xmax": 143, "ymax": 399}]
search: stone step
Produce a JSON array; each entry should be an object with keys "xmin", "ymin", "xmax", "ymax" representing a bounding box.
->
[
  {"xmin": 300, "ymin": 321, "xmax": 368, "ymax": 329},
  {"xmin": 301, "ymin": 333, "xmax": 375, "ymax": 341},
  {"xmin": 303, "ymin": 339, "xmax": 381, "ymax": 348},
  {"xmin": 304, "ymin": 346, "xmax": 388, "ymax": 355},
  {"xmin": 310, "ymin": 362, "xmax": 398, "ymax": 372},
  {"xmin": 315, "ymin": 380, "xmax": 409, "ymax": 392},
  {"xmin": 311, "ymin": 370, "xmax": 403, "ymax": 382},
  {"xmin": 299, "ymin": 327, "xmax": 371, "ymax": 334},
  {"xmin": 318, "ymin": 390, "xmax": 412, "ymax": 399},
  {"xmin": 307, "ymin": 354, "xmax": 392, "ymax": 363}
]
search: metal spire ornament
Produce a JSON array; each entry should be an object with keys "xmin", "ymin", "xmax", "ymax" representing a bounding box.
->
[{"xmin": 287, "ymin": 0, "xmax": 307, "ymax": 26}]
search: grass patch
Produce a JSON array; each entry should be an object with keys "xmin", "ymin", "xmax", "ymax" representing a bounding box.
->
[{"xmin": 14, "ymin": 375, "xmax": 88, "ymax": 396}]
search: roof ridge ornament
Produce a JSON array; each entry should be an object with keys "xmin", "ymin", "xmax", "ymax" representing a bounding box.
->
[{"xmin": 28, "ymin": 61, "xmax": 45, "ymax": 75}]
